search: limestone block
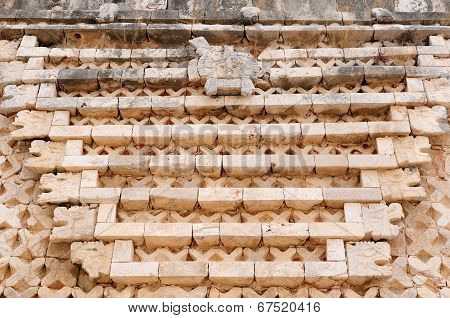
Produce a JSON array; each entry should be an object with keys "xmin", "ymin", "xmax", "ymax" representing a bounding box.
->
[
  {"xmin": 264, "ymin": 94, "xmax": 311, "ymax": 116},
  {"xmin": 193, "ymin": 223, "xmax": 220, "ymax": 249},
  {"xmin": 408, "ymin": 256, "xmax": 445, "ymax": 287},
  {"xmin": 71, "ymin": 241, "xmax": 113, "ymax": 279},
  {"xmin": 271, "ymin": 154, "xmax": 315, "ymax": 175},
  {"xmin": 284, "ymin": 188, "xmax": 323, "ymax": 210},
  {"xmin": 110, "ymin": 262, "xmax": 159, "ymax": 285},
  {"xmin": 159, "ymin": 261, "xmax": 208, "ymax": 286},
  {"xmin": 326, "ymin": 239, "xmax": 345, "ymax": 262},
  {"xmin": 95, "ymin": 49, "xmax": 131, "ymax": 62},
  {"xmin": 217, "ymin": 124, "xmax": 260, "ymax": 146},
  {"xmin": 343, "ymin": 47, "xmax": 379, "ymax": 61},
  {"xmin": 94, "ymin": 223, "xmax": 144, "ymax": 245},
  {"xmin": 49, "ymin": 126, "xmax": 92, "ymax": 143},
  {"xmin": 0, "ymin": 61, "xmax": 25, "ymax": 85},
  {"xmin": 350, "ymin": 93, "xmax": 395, "ymax": 114},
  {"xmin": 224, "ymin": 95, "xmax": 265, "ymax": 118},
  {"xmin": 97, "ymin": 204, "xmax": 117, "ymax": 223},
  {"xmin": 255, "ymin": 262, "xmax": 304, "ymax": 288},
  {"xmin": 323, "ymin": 188, "xmax": 382, "ymax": 208},
  {"xmin": 325, "ymin": 122, "xmax": 369, "ymax": 143},
  {"xmin": 394, "ymin": 136, "xmax": 432, "ymax": 168},
  {"xmin": 376, "ymin": 137, "xmax": 395, "ymax": 155},
  {"xmin": 270, "ymin": 67, "xmax": 322, "ymax": 90},
  {"xmin": 360, "ymin": 170, "xmax": 380, "ymax": 188},
  {"xmin": 321, "ymin": 67, "xmax": 364, "ymax": 89},
  {"xmin": 132, "ymin": 125, "xmax": 171, "ymax": 146},
  {"xmin": 326, "ymin": 25, "xmax": 373, "ymax": 47},
  {"xmin": 172, "ymin": 124, "xmax": 217, "ymax": 146},
  {"xmin": 184, "ymin": 96, "xmax": 224, "ymax": 116},
  {"xmin": 38, "ymin": 173, "xmax": 81, "ymax": 204},
  {"xmin": 58, "ymin": 69, "xmax": 99, "ymax": 92},
  {"xmin": 150, "ymin": 188, "xmax": 198, "ymax": 211},
  {"xmin": 260, "ymin": 123, "xmax": 301, "ymax": 144},
  {"xmin": 38, "ymin": 287, "xmax": 72, "ymax": 298},
  {"xmin": 423, "ymin": 78, "xmax": 450, "ymax": 107},
  {"xmin": 243, "ymin": 188, "xmax": 284, "ymax": 212},
  {"xmin": 301, "ymin": 123, "xmax": 325, "ymax": 143},
  {"xmin": 314, "ymin": 155, "xmax": 348, "ymax": 174},
  {"xmin": 195, "ymin": 155, "xmax": 222, "ymax": 178},
  {"xmin": 98, "ymin": 69, "xmax": 122, "ymax": 91},
  {"xmin": 344, "ymin": 203, "xmax": 363, "ymax": 224},
  {"xmin": 220, "ymin": 223, "xmax": 261, "ymax": 248},
  {"xmin": 307, "ymin": 48, "xmax": 344, "ymax": 60},
  {"xmin": 394, "ymin": 92, "xmax": 427, "ymax": 107},
  {"xmin": 192, "ymin": 24, "xmax": 244, "ymax": 44},
  {"xmin": 262, "ymin": 223, "xmax": 309, "ymax": 247},
  {"xmin": 118, "ymin": 97, "xmax": 152, "ymax": 119},
  {"xmin": 223, "ymin": 155, "xmax": 271, "ymax": 177},
  {"xmin": 367, "ymin": 121, "xmax": 411, "ymax": 137},
  {"xmin": 406, "ymin": 78, "xmax": 425, "ymax": 93},
  {"xmin": 246, "ymin": 25, "xmax": 281, "ymax": 46},
  {"xmin": 50, "ymin": 206, "xmax": 96, "ymax": 243},
  {"xmin": 49, "ymin": 48, "xmax": 79, "ymax": 64},
  {"xmin": 24, "ymin": 140, "xmax": 65, "ymax": 173},
  {"xmin": 258, "ymin": 49, "xmax": 285, "ymax": 61},
  {"xmin": 22, "ymin": 69, "xmax": 59, "ymax": 84},
  {"xmin": 131, "ymin": 49, "xmax": 166, "ymax": 61},
  {"xmin": 281, "ymin": 25, "xmax": 326, "ymax": 47},
  {"xmin": 389, "ymin": 106, "xmax": 408, "ymax": 122},
  {"xmin": 63, "ymin": 155, "xmax": 109, "ymax": 174},
  {"xmin": 16, "ymin": 47, "xmax": 50, "ymax": 60},
  {"xmin": 109, "ymin": 155, "xmax": 149, "ymax": 176},
  {"xmin": 120, "ymin": 188, "xmax": 150, "ymax": 210},
  {"xmin": 149, "ymin": 155, "xmax": 195, "ymax": 176},
  {"xmin": 10, "ymin": 110, "xmax": 52, "ymax": 140},
  {"xmin": 312, "ymin": 94, "xmax": 351, "ymax": 115},
  {"xmin": 112, "ymin": 240, "xmax": 134, "ymax": 263},
  {"xmin": 362, "ymin": 203, "xmax": 403, "ymax": 240},
  {"xmin": 144, "ymin": 68, "xmax": 188, "ymax": 90},
  {"xmin": 38, "ymin": 83, "xmax": 57, "ymax": 98},
  {"xmin": 304, "ymin": 261, "xmax": 348, "ymax": 289},
  {"xmin": 0, "ymin": 85, "xmax": 38, "ymax": 115},
  {"xmin": 348, "ymin": 154, "xmax": 398, "ymax": 170},
  {"xmin": 36, "ymin": 97, "xmax": 78, "ymax": 114},
  {"xmin": 51, "ymin": 111, "xmax": 70, "ymax": 126},
  {"xmin": 64, "ymin": 140, "xmax": 83, "ymax": 157},
  {"xmin": 79, "ymin": 49, "xmax": 96, "ymax": 63},
  {"xmin": 151, "ymin": 96, "xmax": 185, "ymax": 116},
  {"xmin": 379, "ymin": 168, "xmax": 426, "ymax": 202},
  {"xmin": 364, "ymin": 66, "xmax": 405, "ymax": 85},
  {"xmin": 91, "ymin": 125, "xmax": 132, "ymax": 146},
  {"xmin": 347, "ymin": 242, "xmax": 391, "ymax": 285},
  {"xmin": 209, "ymin": 262, "xmax": 254, "ymax": 287},
  {"xmin": 80, "ymin": 188, "xmax": 121, "ymax": 204},
  {"xmin": 144, "ymin": 223, "xmax": 192, "ymax": 249},
  {"xmin": 309, "ymin": 223, "xmax": 365, "ymax": 242},
  {"xmin": 409, "ymin": 106, "xmax": 449, "ymax": 136},
  {"xmin": 80, "ymin": 170, "xmax": 99, "ymax": 188},
  {"xmin": 198, "ymin": 188, "xmax": 242, "ymax": 212}
]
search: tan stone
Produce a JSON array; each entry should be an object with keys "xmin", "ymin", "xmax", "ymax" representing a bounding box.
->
[
  {"xmin": 408, "ymin": 106, "xmax": 449, "ymax": 136},
  {"xmin": 97, "ymin": 204, "xmax": 117, "ymax": 223},
  {"xmin": 209, "ymin": 262, "xmax": 254, "ymax": 286},
  {"xmin": 304, "ymin": 261, "xmax": 348, "ymax": 288},
  {"xmin": 112, "ymin": 240, "xmax": 134, "ymax": 263},
  {"xmin": 110, "ymin": 262, "xmax": 159, "ymax": 285},
  {"xmin": 63, "ymin": 155, "xmax": 109, "ymax": 174},
  {"xmin": 264, "ymin": 94, "xmax": 311, "ymax": 116},
  {"xmin": 323, "ymin": 188, "xmax": 382, "ymax": 208},
  {"xmin": 271, "ymin": 154, "xmax": 315, "ymax": 175},
  {"xmin": 49, "ymin": 126, "xmax": 92, "ymax": 143},
  {"xmin": 38, "ymin": 173, "xmax": 81, "ymax": 204},
  {"xmin": 393, "ymin": 136, "xmax": 432, "ymax": 167},
  {"xmin": 193, "ymin": 223, "xmax": 220, "ymax": 249},
  {"xmin": 223, "ymin": 155, "xmax": 271, "ymax": 177},
  {"xmin": 262, "ymin": 223, "xmax": 309, "ymax": 247},
  {"xmin": 198, "ymin": 188, "xmax": 242, "ymax": 212},
  {"xmin": 185, "ymin": 96, "xmax": 223, "ymax": 115},
  {"xmin": 108, "ymin": 155, "xmax": 149, "ymax": 176},
  {"xmin": 80, "ymin": 170, "xmax": 99, "ymax": 188},
  {"xmin": 144, "ymin": 223, "xmax": 192, "ymax": 249},
  {"xmin": 284, "ymin": 188, "xmax": 323, "ymax": 210},
  {"xmin": 79, "ymin": 188, "xmax": 121, "ymax": 204},
  {"xmin": 94, "ymin": 223, "xmax": 144, "ymax": 245},
  {"xmin": 51, "ymin": 206, "xmax": 96, "ymax": 243},
  {"xmin": 172, "ymin": 124, "xmax": 217, "ymax": 146},
  {"xmin": 243, "ymin": 188, "xmax": 284, "ymax": 212},
  {"xmin": 255, "ymin": 262, "xmax": 304, "ymax": 288},
  {"xmin": 71, "ymin": 241, "xmax": 113, "ymax": 279},
  {"xmin": 260, "ymin": 123, "xmax": 302, "ymax": 144},
  {"xmin": 120, "ymin": 188, "xmax": 150, "ymax": 210},
  {"xmin": 325, "ymin": 122, "xmax": 369, "ymax": 143},
  {"xmin": 217, "ymin": 124, "xmax": 260, "ymax": 146},
  {"xmin": 309, "ymin": 223, "xmax": 365, "ymax": 242},
  {"xmin": 326, "ymin": 239, "xmax": 345, "ymax": 262},
  {"xmin": 132, "ymin": 125, "xmax": 171, "ymax": 146},
  {"xmin": 24, "ymin": 140, "xmax": 65, "ymax": 173},
  {"xmin": 150, "ymin": 188, "xmax": 198, "ymax": 211},
  {"xmin": 91, "ymin": 125, "xmax": 132, "ymax": 146},
  {"xmin": 301, "ymin": 123, "xmax": 325, "ymax": 143},
  {"xmin": 195, "ymin": 155, "xmax": 222, "ymax": 178},
  {"xmin": 149, "ymin": 155, "xmax": 195, "ymax": 177},
  {"xmin": 11, "ymin": 110, "xmax": 53, "ymax": 140},
  {"xmin": 315, "ymin": 155, "xmax": 348, "ymax": 174},
  {"xmin": 77, "ymin": 97, "xmax": 118, "ymax": 118},
  {"xmin": 360, "ymin": 170, "xmax": 380, "ymax": 188},
  {"xmin": 159, "ymin": 261, "xmax": 208, "ymax": 286},
  {"xmin": 220, "ymin": 223, "xmax": 261, "ymax": 248}
]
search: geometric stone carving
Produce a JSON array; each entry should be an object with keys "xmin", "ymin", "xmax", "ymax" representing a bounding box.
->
[
  {"xmin": 12, "ymin": 229, "xmax": 50, "ymax": 259},
  {"xmin": 24, "ymin": 140, "xmax": 65, "ymax": 173},
  {"xmin": 50, "ymin": 206, "xmax": 97, "ymax": 243},
  {"xmin": 393, "ymin": 136, "xmax": 432, "ymax": 167},
  {"xmin": 408, "ymin": 256, "xmax": 445, "ymax": 287},
  {"xmin": 378, "ymin": 168, "xmax": 427, "ymax": 202},
  {"xmin": 5, "ymin": 257, "xmax": 45, "ymax": 290},
  {"xmin": 189, "ymin": 37, "xmax": 261, "ymax": 96},
  {"xmin": 408, "ymin": 106, "xmax": 449, "ymax": 136},
  {"xmin": 41, "ymin": 258, "xmax": 79, "ymax": 288},
  {"xmin": 37, "ymin": 173, "xmax": 81, "ymax": 204},
  {"xmin": 71, "ymin": 241, "xmax": 114, "ymax": 279},
  {"xmin": 25, "ymin": 204, "xmax": 53, "ymax": 231},
  {"xmin": 0, "ymin": 203, "xmax": 24, "ymax": 229},
  {"xmin": 347, "ymin": 242, "xmax": 391, "ymax": 285},
  {"xmin": 0, "ymin": 229, "xmax": 17, "ymax": 281},
  {"xmin": 362, "ymin": 203, "xmax": 404, "ymax": 240},
  {"xmin": 136, "ymin": 286, "xmax": 208, "ymax": 298},
  {"xmin": 10, "ymin": 110, "xmax": 53, "ymax": 140},
  {"xmin": 405, "ymin": 228, "xmax": 440, "ymax": 256}
]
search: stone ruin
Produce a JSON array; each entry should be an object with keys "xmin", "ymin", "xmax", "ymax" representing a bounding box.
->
[{"xmin": 0, "ymin": 0, "xmax": 449, "ymax": 298}]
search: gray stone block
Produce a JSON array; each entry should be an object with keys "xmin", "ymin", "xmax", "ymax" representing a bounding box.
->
[
  {"xmin": 16, "ymin": 10, "xmax": 51, "ymax": 23},
  {"xmin": 322, "ymin": 66, "xmax": 365, "ymax": 89},
  {"xmin": 58, "ymin": 69, "xmax": 99, "ymax": 92},
  {"xmin": 148, "ymin": 24, "xmax": 192, "ymax": 45},
  {"xmin": 98, "ymin": 69, "xmax": 123, "ymax": 91}
]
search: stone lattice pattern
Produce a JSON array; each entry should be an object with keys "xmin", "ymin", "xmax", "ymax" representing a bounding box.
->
[{"xmin": 0, "ymin": 12, "xmax": 449, "ymax": 298}]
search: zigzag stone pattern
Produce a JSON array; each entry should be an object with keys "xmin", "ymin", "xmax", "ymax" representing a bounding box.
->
[{"xmin": 0, "ymin": 3, "xmax": 449, "ymax": 298}]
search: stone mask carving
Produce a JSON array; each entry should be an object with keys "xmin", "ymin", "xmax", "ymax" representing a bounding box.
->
[{"xmin": 188, "ymin": 37, "xmax": 262, "ymax": 96}]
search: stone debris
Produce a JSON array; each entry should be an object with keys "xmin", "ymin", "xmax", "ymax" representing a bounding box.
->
[{"xmin": 0, "ymin": 5, "xmax": 448, "ymax": 298}]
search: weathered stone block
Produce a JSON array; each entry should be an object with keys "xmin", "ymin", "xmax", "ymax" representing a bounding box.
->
[{"xmin": 144, "ymin": 223, "xmax": 192, "ymax": 249}]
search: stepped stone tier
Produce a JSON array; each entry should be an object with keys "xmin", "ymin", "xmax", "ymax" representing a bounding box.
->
[{"xmin": 0, "ymin": 0, "xmax": 449, "ymax": 298}]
